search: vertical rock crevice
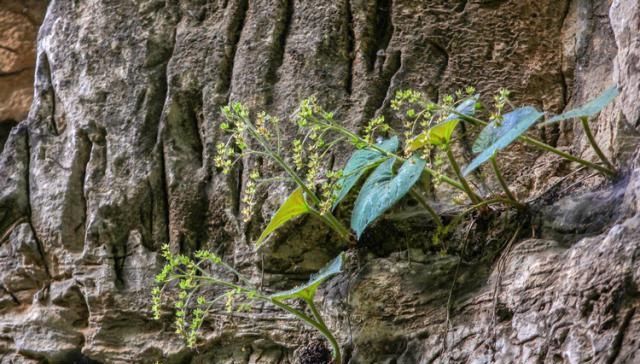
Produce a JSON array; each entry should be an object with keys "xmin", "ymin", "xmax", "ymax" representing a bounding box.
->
[
  {"xmin": 24, "ymin": 128, "xmax": 51, "ymax": 280},
  {"xmin": 367, "ymin": 0, "xmax": 394, "ymax": 72},
  {"xmin": 265, "ymin": 0, "xmax": 294, "ymax": 97},
  {"xmin": 219, "ymin": 0, "xmax": 249, "ymax": 103},
  {"xmin": 344, "ymin": 0, "xmax": 355, "ymax": 96}
]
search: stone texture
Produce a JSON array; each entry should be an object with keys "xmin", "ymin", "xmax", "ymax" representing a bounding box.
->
[
  {"xmin": 0, "ymin": 1, "xmax": 46, "ymax": 124},
  {"xmin": 0, "ymin": 0, "xmax": 640, "ymax": 363}
]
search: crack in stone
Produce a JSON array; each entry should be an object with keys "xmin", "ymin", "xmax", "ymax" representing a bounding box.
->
[
  {"xmin": 265, "ymin": 0, "xmax": 294, "ymax": 105},
  {"xmin": 24, "ymin": 128, "xmax": 52, "ymax": 280},
  {"xmin": 222, "ymin": 0, "xmax": 249, "ymax": 103},
  {"xmin": 606, "ymin": 306, "xmax": 636, "ymax": 364},
  {"xmin": 0, "ymin": 283, "xmax": 20, "ymax": 305}
]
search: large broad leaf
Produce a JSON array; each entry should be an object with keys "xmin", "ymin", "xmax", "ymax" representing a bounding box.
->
[
  {"xmin": 351, "ymin": 155, "xmax": 426, "ymax": 239},
  {"xmin": 464, "ymin": 107, "xmax": 544, "ymax": 176},
  {"xmin": 256, "ymin": 187, "xmax": 310, "ymax": 248},
  {"xmin": 406, "ymin": 95, "xmax": 478, "ymax": 151},
  {"xmin": 270, "ymin": 253, "xmax": 344, "ymax": 302},
  {"xmin": 332, "ymin": 136, "xmax": 399, "ymax": 209},
  {"xmin": 541, "ymin": 86, "xmax": 619, "ymax": 126}
]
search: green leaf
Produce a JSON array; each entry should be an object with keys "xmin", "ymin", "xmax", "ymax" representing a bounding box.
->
[
  {"xmin": 270, "ymin": 253, "xmax": 344, "ymax": 302},
  {"xmin": 541, "ymin": 86, "xmax": 619, "ymax": 126},
  {"xmin": 256, "ymin": 187, "xmax": 310, "ymax": 248},
  {"xmin": 407, "ymin": 95, "xmax": 478, "ymax": 151},
  {"xmin": 351, "ymin": 155, "xmax": 426, "ymax": 239},
  {"xmin": 464, "ymin": 107, "xmax": 544, "ymax": 176},
  {"xmin": 333, "ymin": 136, "xmax": 399, "ymax": 209}
]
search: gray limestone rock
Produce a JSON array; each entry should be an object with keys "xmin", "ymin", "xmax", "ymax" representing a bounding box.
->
[{"xmin": 1, "ymin": 0, "xmax": 640, "ymax": 363}]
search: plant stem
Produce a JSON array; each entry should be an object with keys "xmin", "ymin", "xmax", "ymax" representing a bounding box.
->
[
  {"xmin": 409, "ymin": 189, "xmax": 443, "ymax": 228},
  {"xmin": 519, "ymin": 134, "xmax": 616, "ymax": 177},
  {"xmin": 453, "ymin": 112, "xmax": 616, "ymax": 178},
  {"xmin": 306, "ymin": 299, "xmax": 344, "ymax": 364},
  {"xmin": 245, "ymin": 120, "xmax": 353, "ymax": 243},
  {"xmin": 580, "ymin": 116, "xmax": 616, "ymax": 174},
  {"xmin": 173, "ymin": 269, "xmax": 342, "ymax": 362},
  {"xmin": 489, "ymin": 155, "xmax": 522, "ymax": 208},
  {"xmin": 445, "ymin": 148, "xmax": 482, "ymax": 204},
  {"xmin": 310, "ymin": 209, "xmax": 353, "ymax": 243},
  {"xmin": 271, "ymin": 299, "xmax": 342, "ymax": 364}
]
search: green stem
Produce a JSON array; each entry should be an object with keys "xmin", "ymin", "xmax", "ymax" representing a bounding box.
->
[
  {"xmin": 244, "ymin": 122, "xmax": 349, "ymax": 241},
  {"xmin": 445, "ymin": 147, "xmax": 481, "ymax": 204},
  {"xmin": 254, "ymin": 136, "xmax": 321, "ymax": 204},
  {"xmin": 172, "ymin": 270, "xmax": 342, "ymax": 361},
  {"xmin": 520, "ymin": 134, "xmax": 616, "ymax": 177},
  {"xmin": 306, "ymin": 299, "xmax": 329, "ymax": 331},
  {"xmin": 580, "ymin": 116, "xmax": 616, "ymax": 174},
  {"xmin": 309, "ymin": 209, "xmax": 352, "ymax": 243},
  {"xmin": 452, "ymin": 111, "xmax": 616, "ymax": 177},
  {"xmin": 409, "ymin": 189, "xmax": 443, "ymax": 228},
  {"xmin": 245, "ymin": 119, "xmax": 355, "ymax": 243},
  {"xmin": 271, "ymin": 299, "xmax": 342, "ymax": 364},
  {"xmin": 489, "ymin": 155, "xmax": 522, "ymax": 208}
]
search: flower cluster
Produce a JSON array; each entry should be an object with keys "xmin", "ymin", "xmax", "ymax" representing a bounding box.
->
[
  {"xmin": 241, "ymin": 170, "xmax": 260, "ymax": 223},
  {"xmin": 362, "ymin": 115, "xmax": 391, "ymax": 144},
  {"xmin": 388, "ymin": 86, "xmax": 480, "ymax": 191},
  {"xmin": 319, "ymin": 169, "xmax": 343, "ymax": 214},
  {"xmin": 213, "ymin": 98, "xmax": 346, "ymax": 232},
  {"xmin": 292, "ymin": 139, "xmax": 305, "ymax": 170},
  {"xmin": 255, "ymin": 111, "xmax": 278, "ymax": 140},
  {"xmin": 151, "ymin": 244, "xmax": 261, "ymax": 349},
  {"xmin": 214, "ymin": 103, "xmax": 251, "ymax": 175},
  {"xmin": 390, "ymin": 89, "xmax": 424, "ymax": 111},
  {"xmin": 490, "ymin": 88, "xmax": 510, "ymax": 124}
]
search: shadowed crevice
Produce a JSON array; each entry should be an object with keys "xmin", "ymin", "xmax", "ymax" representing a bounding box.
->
[
  {"xmin": 153, "ymin": 26, "xmax": 177, "ymax": 251},
  {"xmin": 24, "ymin": 129, "xmax": 51, "ymax": 280},
  {"xmin": 265, "ymin": 0, "xmax": 294, "ymax": 100},
  {"xmin": 0, "ymin": 283, "xmax": 20, "ymax": 305},
  {"xmin": 367, "ymin": 0, "xmax": 394, "ymax": 72},
  {"xmin": 344, "ymin": 0, "xmax": 355, "ymax": 95},
  {"xmin": 371, "ymin": 49, "xmax": 401, "ymax": 118},
  {"xmin": 0, "ymin": 121, "xmax": 18, "ymax": 153},
  {"xmin": 606, "ymin": 306, "xmax": 636, "ymax": 364},
  {"xmin": 34, "ymin": 52, "xmax": 60, "ymax": 136},
  {"xmin": 221, "ymin": 0, "xmax": 249, "ymax": 103}
]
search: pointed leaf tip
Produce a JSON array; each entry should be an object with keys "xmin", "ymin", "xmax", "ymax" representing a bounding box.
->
[
  {"xmin": 332, "ymin": 136, "xmax": 399, "ymax": 209},
  {"xmin": 465, "ymin": 107, "xmax": 543, "ymax": 176},
  {"xmin": 270, "ymin": 253, "xmax": 344, "ymax": 302},
  {"xmin": 351, "ymin": 155, "xmax": 426, "ymax": 238},
  {"xmin": 541, "ymin": 85, "xmax": 619, "ymax": 126},
  {"xmin": 256, "ymin": 187, "xmax": 310, "ymax": 248}
]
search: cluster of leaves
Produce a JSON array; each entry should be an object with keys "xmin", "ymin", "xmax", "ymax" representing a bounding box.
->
[{"xmin": 154, "ymin": 84, "xmax": 619, "ymax": 363}]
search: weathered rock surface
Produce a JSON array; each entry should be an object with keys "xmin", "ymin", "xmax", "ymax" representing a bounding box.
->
[
  {"xmin": 0, "ymin": 0, "xmax": 46, "ymax": 152},
  {"xmin": 1, "ymin": 0, "xmax": 640, "ymax": 363}
]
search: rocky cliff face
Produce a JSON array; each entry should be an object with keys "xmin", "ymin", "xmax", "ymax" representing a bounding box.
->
[
  {"xmin": 0, "ymin": 0, "xmax": 46, "ymax": 151},
  {"xmin": 1, "ymin": 0, "xmax": 640, "ymax": 363}
]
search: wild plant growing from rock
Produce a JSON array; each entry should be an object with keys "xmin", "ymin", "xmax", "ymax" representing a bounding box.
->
[
  {"xmin": 214, "ymin": 102, "xmax": 352, "ymax": 246},
  {"xmin": 153, "ymin": 84, "xmax": 620, "ymax": 363}
]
